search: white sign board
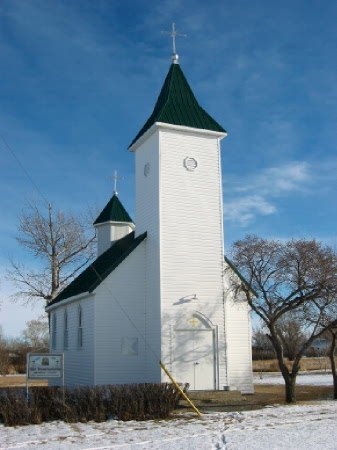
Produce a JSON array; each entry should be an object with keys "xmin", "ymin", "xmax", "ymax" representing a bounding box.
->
[{"xmin": 28, "ymin": 354, "xmax": 63, "ymax": 379}]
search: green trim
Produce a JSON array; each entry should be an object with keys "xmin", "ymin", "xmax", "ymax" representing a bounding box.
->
[
  {"xmin": 129, "ymin": 64, "xmax": 226, "ymax": 148},
  {"xmin": 94, "ymin": 194, "xmax": 133, "ymax": 225},
  {"xmin": 224, "ymin": 256, "xmax": 258, "ymax": 297},
  {"xmin": 49, "ymin": 231, "xmax": 147, "ymax": 305}
]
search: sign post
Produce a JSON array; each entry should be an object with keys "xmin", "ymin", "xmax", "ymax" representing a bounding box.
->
[{"xmin": 26, "ymin": 353, "xmax": 64, "ymax": 400}]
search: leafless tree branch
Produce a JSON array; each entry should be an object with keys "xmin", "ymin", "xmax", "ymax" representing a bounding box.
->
[
  {"xmin": 228, "ymin": 235, "xmax": 337, "ymax": 403},
  {"xmin": 7, "ymin": 201, "xmax": 96, "ymax": 306}
]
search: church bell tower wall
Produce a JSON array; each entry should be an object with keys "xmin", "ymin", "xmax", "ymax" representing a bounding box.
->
[
  {"xmin": 134, "ymin": 130, "xmax": 162, "ymax": 382},
  {"xmin": 158, "ymin": 128, "xmax": 228, "ymax": 389},
  {"xmin": 95, "ymin": 222, "xmax": 134, "ymax": 257},
  {"xmin": 134, "ymin": 125, "xmax": 228, "ymax": 389}
]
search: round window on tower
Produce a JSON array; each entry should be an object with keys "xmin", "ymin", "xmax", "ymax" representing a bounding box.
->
[
  {"xmin": 184, "ymin": 157, "xmax": 198, "ymax": 171},
  {"xmin": 144, "ymin": 163, "xmax": 150, "ymax": 177}
]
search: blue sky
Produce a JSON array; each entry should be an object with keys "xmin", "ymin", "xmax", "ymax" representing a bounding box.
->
[{"xmin": 1, "ymin": 0, "xmax": 336, "ymax": 337}]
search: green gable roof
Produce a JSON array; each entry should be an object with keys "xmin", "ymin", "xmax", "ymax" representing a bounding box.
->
[
  {"xmin": 129, "ymin": 63, "xmax": 226, "ymax": 148},
  {"xmin": 48, "ymin": 231, "xmax": 147, "ymax": 306},
  {"xmin": 94, "ymin": 194, "xmax": 133, "ymax": 225}
]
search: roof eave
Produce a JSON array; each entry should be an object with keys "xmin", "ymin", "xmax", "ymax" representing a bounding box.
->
[
  {"xmin": 129, "ymin": 122, "xmax": 227, "ymax": 152},
  {"xmin": 128, "ymin": 123, "xmax": 159, "ymax": 152},
  {"xmin": 88, "ymin": 231, "xmax": 147, "ymax": 293},
  {"xmin": 46, "ymin": 292, "xmax": 94, "ymax": 312},
  {"xmin": 94, "ymin": 221, "xmax": 135, "ymax": 229},
  {"xmin": 156, "ymin": 122, "xmax": 227, "ymax": 139}
]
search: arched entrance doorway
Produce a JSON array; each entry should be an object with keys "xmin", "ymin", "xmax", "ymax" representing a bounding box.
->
[{"xmin": 173, "ymin": 312, "xmax": 217, "ymax": 390}]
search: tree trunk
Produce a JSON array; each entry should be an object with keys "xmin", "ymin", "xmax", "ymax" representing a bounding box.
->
[
  {"xmin": 284, "ymin": 375, "xmax": 297, "ymax": 403},
  {"xmin": 269, "ymin": 324, "xmax": 299, "ymax": 403},
  {"xmin": 328, "ymin": 331, "xmax": 337, "ymax": 400},
  {"xmin": 280, "ymin": 363, "xmax": 299, "ymax": 403}
]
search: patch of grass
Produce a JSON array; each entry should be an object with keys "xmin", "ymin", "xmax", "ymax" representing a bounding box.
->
[
  {"xmin": 250, "ymin": 384, "xmax": 333, "ymax": 406},
  {"xmin": 253, "ymin": 357, "xmax": 334, "ymax": 373},
  {"xmin": 0, "ymin": 376, "xmax": 47, "ymax": 388}
]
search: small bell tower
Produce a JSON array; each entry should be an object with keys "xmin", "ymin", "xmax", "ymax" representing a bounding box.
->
[{"xmin": 94, "ymin": 172, "xmax": 135, "ymax": 256}]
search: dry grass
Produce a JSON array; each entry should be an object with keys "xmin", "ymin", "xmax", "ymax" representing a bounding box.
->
[
  {"xmin": 0, "ymin": 376, "xmax": 47, "ymax": 388},
  {"xmin": 178, "ymin": 384, "xmax": 335, "ymax": 414},
  {"xmin": 253, "ymin": 357, "xmax": 333, "ymax": 373},
  {"xmin": 251, "ymin": 384, "xmax": 334, "ymax": 406}
]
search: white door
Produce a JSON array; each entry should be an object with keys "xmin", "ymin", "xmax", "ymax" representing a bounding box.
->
[{"xmin": 174, "ymin": 329, "xmax": 215, "ymax": 390}]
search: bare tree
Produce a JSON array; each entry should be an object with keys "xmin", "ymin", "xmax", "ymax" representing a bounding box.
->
[
  {"xmin": 8, "ymin": 201, "xmax": 96, "ymax": 305},
  {"xmin": 327, "ymin": 327, "xmax": 337, "ymax": 399},
  {"xmin": 252, "ymin": 327, "xmax": 272, "ymax": 352},
  {"xmin": 310, "ymin": 301, "xmax": 337, "ymax": 398},
  {"xmin": 21, "ymin": 316, "xmax": 49, "ymax": 349},
  {"xmin": 0, "ymin": 326, "xmax": 10, "ymax": 375},
  {"xmin": 229, "ymin": 235, "xmax": 337, "ymax": 403},
  {"xmin": 276, "ymin": 314, "xmax": 307, "ymax": 361}
]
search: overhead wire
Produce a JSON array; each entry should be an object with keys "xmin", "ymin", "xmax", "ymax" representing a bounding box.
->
[{"xmin": 1, "ymin": 134, "xmax": 50, "ymax": 208}]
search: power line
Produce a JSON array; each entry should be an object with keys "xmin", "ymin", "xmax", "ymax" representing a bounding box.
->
[{"xmin": 1, "ymin": 134, "xmax": 50, "ymax": 208}]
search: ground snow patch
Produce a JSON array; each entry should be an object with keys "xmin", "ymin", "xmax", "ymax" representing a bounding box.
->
[{"xmin": 0, "ymin": 402, "xmax": 337, "ymax": 449}]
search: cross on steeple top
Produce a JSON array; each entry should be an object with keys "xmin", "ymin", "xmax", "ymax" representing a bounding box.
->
[
  {"xmin": 162, "ymin": 23, "xmax": 186, "ymax": 64},
  {"xmin": 107, "ymin": 170, "xmax": 124, "ymax": 196}
]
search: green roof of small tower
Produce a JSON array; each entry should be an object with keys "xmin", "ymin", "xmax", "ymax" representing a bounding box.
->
[
  {"xmin": 129, "ymin": 63, "xmax": 226, "ymax": 148},
  {"xmin": 94, "ymin": 194, "xmax": 133, "ymax": 225}
]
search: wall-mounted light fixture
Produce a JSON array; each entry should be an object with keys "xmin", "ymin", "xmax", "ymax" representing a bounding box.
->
[{"xmin": 173, "ymin": 294, "xmax": 198, "ymax": 305}]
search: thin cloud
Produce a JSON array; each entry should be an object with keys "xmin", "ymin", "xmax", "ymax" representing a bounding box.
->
[
  {"xmin": 237, "ymin": 161, "xmax": 310, "ymax": 195},
  {"xmin": 224, "ymin": 161, "xmax": 311, "ymax": 226},
  {"xmin": 226, "ymin": 195, "xmax": 276, "ymax": 227}
]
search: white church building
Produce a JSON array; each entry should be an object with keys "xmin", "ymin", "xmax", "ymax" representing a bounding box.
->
[{"xmin": 46, "ymin": 49, "xmax": 254, "ymax": 393}]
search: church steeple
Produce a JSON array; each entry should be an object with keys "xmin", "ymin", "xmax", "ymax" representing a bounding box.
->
[
  {"xmin": 94, "ymin": 194, "xmax": 133, "ymax": 226},
  {"xmin": 129, "ymin": 63, "xmax": 226, "ymax": 149},
  {"xmin": 94, "ymin": 195, "xmax": 135, "ymax": 256}
]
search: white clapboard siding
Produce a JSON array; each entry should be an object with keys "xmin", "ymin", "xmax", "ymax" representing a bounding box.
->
[
  {"xmin": 49, "ymin": 295, "xmax": 95, "ymax": 387},
  {"xmin": 47, "ymin": 117, "xmax": 253, "ymax": 392},
  {"xmin": 134, "ymin": 130, "xmax": 163, "ymax": 382},
  {"xmin": 96, "ymin": 222, "xmax": 134, "ymax": 257},
  {"xmin": 94, "ymin": 239, "xmax": 152, "ymax": 385},
  {"xmin": 224, "ymin": 268, "xmax": 254, "ymax": 394},
  {"xmin": 159, "ymin": 129, "xmax": 227, "ymax": 388}
]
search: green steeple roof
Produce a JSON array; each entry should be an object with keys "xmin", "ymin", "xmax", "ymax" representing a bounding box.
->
[
  {"xmin": 129, "ymin": 63, "xmax": 226, "ymax": 148},
  {"xmin": 94, "ymin": 194, "xmax": 133, "ymax": 225}
]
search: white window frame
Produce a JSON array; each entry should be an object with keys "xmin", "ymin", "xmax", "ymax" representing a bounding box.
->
[
  {"xmin": 52, "ymin": 313, "xmax": 57, "ymax": 349},
  {"xmin": 78, "ymin": 305, "xmax": 83, "ymax": 348},
  {"xmin": 63, "ymin": 309, "xmax": 69, "ymax": 350}
]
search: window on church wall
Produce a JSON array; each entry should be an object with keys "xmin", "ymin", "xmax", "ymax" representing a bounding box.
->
[
  {"xmin": 52, "ymin": 314, "xmax": 57, "ymax": 349},
  {"xmin": 78, "ymin": 305, "xmax": 83, "ymax": 348},
  {"xmin": 63, "ymin": 309, "xmax": 68, "ymax": 350}
]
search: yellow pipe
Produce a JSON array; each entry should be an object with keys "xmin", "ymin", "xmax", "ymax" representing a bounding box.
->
[{"xmin": 159, "ymin": 361, "xmax": 202, "ymax": 417}]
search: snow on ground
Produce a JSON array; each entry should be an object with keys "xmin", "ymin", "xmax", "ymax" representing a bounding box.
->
[
  {"xmin": 254, "ymin": 371, "xmax": 334, "ymax": 386},
  {"xmin": 0, "ymin": 373, "xmax": 336, "ymax": 450},
  {"xmin": 1, "ymin": 402, "xmax": 336, "ymax": 450}
]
